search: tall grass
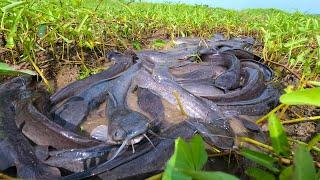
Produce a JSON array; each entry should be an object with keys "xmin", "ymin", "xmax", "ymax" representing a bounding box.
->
[{"xmin": 0, "ymin": 0, "xmax": 319, "ymax": 79}]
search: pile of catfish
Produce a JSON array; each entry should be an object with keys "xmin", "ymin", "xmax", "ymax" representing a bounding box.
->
[{"xmin": 0, "ymin": 35, "xmax": 281, "ymax": 179}]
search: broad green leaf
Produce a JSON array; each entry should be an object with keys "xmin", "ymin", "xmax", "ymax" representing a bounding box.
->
[
  {"xmin": 188, "ymin": 134, "xmax": 207, "ymax": 170},
  {"xmin": 279, "ymin": 166, "xmax": 293, "ymax": 180},
  {"xmin": 179, "ymin": 169, "xmax": 239, "ymax": 180},
  {"xmin": 0, "ymin": 62, "xmax": 37, "ymax": 76},
  {"xmin": 162, "ymin": 135, "xmax": 207, "ymax": 180},
  {"xmin": 280, "ymin": 88, "xmax": 320, "ymax": 107},
  {"xmin": 294, "ymin": 144, "xmax": 316, "ymax": 180},
  {"xmin": 240, "ymin": 148, "xmax": 279, "ymax": 173},
  {"xmin": 268, "ymin": 113, "xmax": 290, "ymax": 157},
  {"xmin": 245, "ymin": 168, "xmax": 275, "ymax": 180}
]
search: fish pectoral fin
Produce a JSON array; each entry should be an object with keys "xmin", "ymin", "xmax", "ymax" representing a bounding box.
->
[{"xmin": 91, "ymin": 125, "xmax": 109, "ymax": 142}]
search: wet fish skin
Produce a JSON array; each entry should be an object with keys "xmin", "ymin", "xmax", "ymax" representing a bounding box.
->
[
  {"xmin": 45, "ymin": 145, "xmax": 117, "ymax": 173},
  {"xmin": 98, "ymin": 121, "xmax": 195, "ymax": 180},
  {"xmin": 203, "ymin": 67, "xmax": 266, "ymax": 103},
  {"xmin": 0, "ymin": 77, "xmax": 60, "ymax": 179},
  {"xmin": 222, "ymin": 48, "xmax": 262, "ymax": 61},
  {"xmin": 217, "ymin": 84, "xmax": 281, "ymax": 116},
  {"xmin": 179, "ymin": 79, "xmax": 224, "ymax": 97},
  {"xmin": 50, "ymin": 52, "xmax": 134, "ymax": 105},
  {"xmin": 52, "ymin": 61, "xmax": 143, "ymax": 132},
  {"xmin": 15, "ymin": 97, "xmax": 101, "ymax": 150},
  {"xmin": 137, "ymin": 87, "xmax": 165, "ymax": 126},
  {"xmin": 240, "ymin": 59, "xmax": 273, "ymax": 81},
  {"xmin": 134, "ymin": 67, "xmax": 234, "ymax": 149}
]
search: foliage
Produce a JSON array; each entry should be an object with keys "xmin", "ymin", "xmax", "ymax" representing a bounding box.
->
[
  {"xmin": 162, "ymin": 135, "xmax": 238, "ymax": 180},
  {"xmin": 0, "ymin": 0, "xmax": 319, "ymax": 80},
  {"xmin": 280, "ymin": 87, "xmax": 320, "ymax": 107},
  {"xmin": 239, "ymin": 113, "xmax": 318, "ymax": 180}
]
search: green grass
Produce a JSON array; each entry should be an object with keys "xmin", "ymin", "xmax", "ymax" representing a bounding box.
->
[{"xmin": 0, "ymin": 0, "xmax": 319, "ymax": 79}]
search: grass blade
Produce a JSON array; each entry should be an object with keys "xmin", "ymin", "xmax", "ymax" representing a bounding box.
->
[{"xmin": 0, "ymin": 62, "xmax": 37, "ymax": 76}]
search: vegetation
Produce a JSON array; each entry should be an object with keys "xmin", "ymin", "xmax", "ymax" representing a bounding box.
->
[
  {"xmin": 0, "ymin": 1, "xmax": 319, "ymax": 80},
  {"xmin": 1, "ymin": 0, "xmax": 319, "ymax": 179}
]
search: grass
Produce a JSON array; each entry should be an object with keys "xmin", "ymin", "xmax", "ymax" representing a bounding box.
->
[{"xmin": 0, "ymin": 0, "xmax": 319, "ymax": 81}]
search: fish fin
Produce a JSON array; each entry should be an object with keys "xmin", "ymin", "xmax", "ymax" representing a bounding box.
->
[{"xmin": 91, "ymin": 125, "xmax": 109, "ymax": 141}]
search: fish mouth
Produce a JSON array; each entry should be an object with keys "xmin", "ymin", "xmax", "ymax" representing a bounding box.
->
[{"xmin": 108, "ymin": 134, "xmax": 145, "ymax": 145}]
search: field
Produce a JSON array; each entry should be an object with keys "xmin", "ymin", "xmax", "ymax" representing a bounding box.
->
[{"xmin": 0, "ymin": 0, "xmax": 319, "ymax": 179}]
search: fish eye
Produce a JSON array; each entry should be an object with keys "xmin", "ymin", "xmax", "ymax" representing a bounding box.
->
[{"xmin": 112, "ymin": 129, "xmax": 125, "ymax": 140}]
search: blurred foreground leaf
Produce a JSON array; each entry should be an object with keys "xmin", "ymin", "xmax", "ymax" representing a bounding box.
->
[
  {"xmin": 268, "ymin": 113, "xmax": 290, "ymax": 157},
  {"xmin": 293, "ymin": 145, "xmax": 316, "ymax": 180},
  {"xmin": 240, "ymin": 148, "xmax": 279, "ymax": 173},
  {"xmin": 162, "ymin": 135, "xmax": 207, "ymax": 180},
  {"xmin": 279, "ymin": 166, "xmax": 293, "ymax": 180},
  {"xmin": 245, "ymin": 167, "xmax": 275, "ymax": 180},
  {"xmin": 280, "ymin": 88, "xmax": 320, "ymax": 107},
  {"xmin": 180, "ymin": 169, "xmax": 238, "ymax": 180},
  {"xmin": 0, "ymin": 62, "xmax": 37, "ymax": 76}
]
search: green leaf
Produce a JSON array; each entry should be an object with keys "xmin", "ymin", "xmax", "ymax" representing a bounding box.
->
[
  {"xmin": 268, "ymin": 113, "xmax": 290, "ymax": 157},
  {"xmin": 294, "ymin": 144, "xmax": 316, "ymax": 180},
  {"xmin": 308, "ymin": 134, "xmax": 320, "ymax": 151},
  {"xmin": 279, "ymin": 166, "xmax": 293, "ymax": 180},
  {"xmin": 180, "ymin": 169, "xmax": 239, "ymax": 180},
  {"xmin": 240, "ymin": 148, "xmax": 279, "ymax": 173},
  {"xmin": 280, "ymin": 88, "xmax": 320, "ymax": 107},
  {"xmin": 0, "ymin": 62, "xmax": 37, "ymax": 76},
  {"xmin": 245, "ymin": 168, "xmax": 275, "ymax": 180},
  {"xmin": 162, "ymin": 135, "xmax": 207, "ymax": 180}
]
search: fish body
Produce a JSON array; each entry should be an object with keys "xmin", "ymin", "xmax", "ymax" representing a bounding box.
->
[{"xmin": 0, "ymin": 77, "xmax": 60, "ymax": 179}]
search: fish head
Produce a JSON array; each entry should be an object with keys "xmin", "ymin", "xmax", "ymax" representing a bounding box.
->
[{"xmin": 109, "ymin": 110, "xmax": 149, "ymax": 144}]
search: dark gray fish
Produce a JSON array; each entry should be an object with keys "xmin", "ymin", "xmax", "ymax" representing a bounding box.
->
[
  {"xmin": 45, "ymin": 145, "xmax": 117, "ymax": 173},
  {"xmin": 62, "ymin": 121, "xmax": 195, "ymax": 180},
  {"xmin": 203, "ymin": 67, "xmax": 266, "ymax": 103},
  {"xmin": 50, "ymin": 51, "xmax": 134, "ymax": 105},
  {"xmin": 52, "ymin": 61, "xmax": 142, "ymax": 132},
  {"xmin": 217, "ymin": 84, "xmax": 281, "ymax": 116},
  {"xmin": 222, "ymin": 49, "xmax": 262, "ymax": 61},
  {"xmin": 137, "ymin": 87, "xmax": 165, "ymax": 127},
  {"xmin": 98, "ymin": 121, "xmax": 195, "ymax": 180},
  {"xmin": 133, "ymin": 66, "xmax": 234, "ymax": 149},
  {"xmin": 179, "ymin": 79, "xmax": 224, "ymax": 97},
  {"xmin": 104, "ymin": 62, "xmax": 149, "ymax": 144},
  {"xmin": 0, "ymin": 77, "xmax": 60, "ymax": 179},
  {"xmin": 15, "ymin": 95, "xmax": 101, "ymax": 150},
  {"xmin": 240, "ymin": 59, "xmax": 273, "ymax": 81}
]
